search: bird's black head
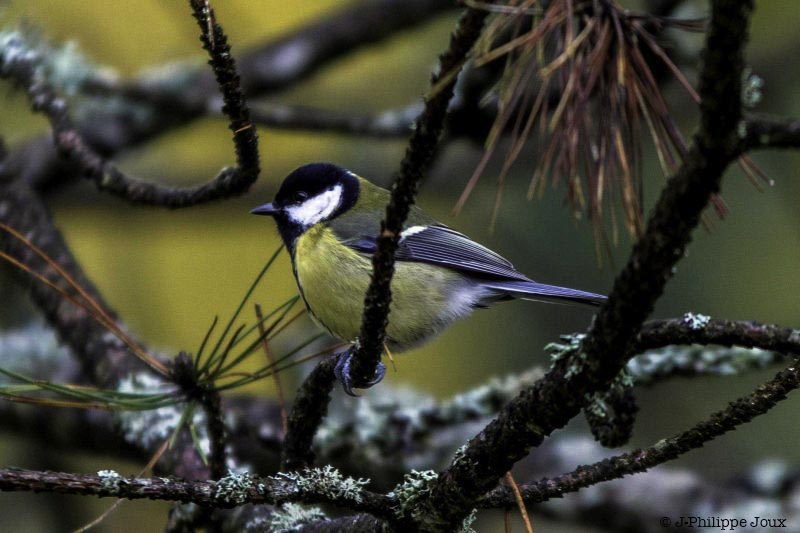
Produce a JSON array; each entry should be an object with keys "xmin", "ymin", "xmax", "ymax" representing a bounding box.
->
[{"xmin": 251, "ymin": 162, "xmax": 360, "ymax": 249}]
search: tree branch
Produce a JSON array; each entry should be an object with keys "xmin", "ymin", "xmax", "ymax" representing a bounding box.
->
[
  {"xmin": 475, "ymin": 437, "xmax": 800, "ymax": 533},
  {"xmin": 239, "ymin": 101, "xmax": 421, "ymax": 138},
  {"xmin": 2, "ymin": 0, "xmax": 455, "ymax": 193},
  {"xmin": 481, "ymin": 358, "xmax": 800, "ymax": 507},
  {"xmin": 282, "ymin": 356, "xmax": 338, "ymax": 471},
  {"xmin": 638, "ymin": 316, "xmax": 800, "ymax": 354},
  {"xmin": 739, "ymin": 115, "xmax": 800, "ymax": 151},
  {"xmin": 295, "ymin": 514, "xmax": 387, "ymax": 532},
  {"xmin": 0, "ymin": 183, "xmax": 151, "ymax": 386},
  {"xmin": 0, "ymin": 0, "xmax": 259, "ymax": 207},
  {"xmin": 217, "ymin": 0, "xmax": 456, "ymax": 97},
  {"xmin": 425, "ymin": 1, "xmax": 755, "ymax": 527},
  {"xmin": 344, "ymin": 3, "xmax": 491, "ymax": 391},
  {"xmin": 0, "ymin": 467, "xmax": 392, "ymax": 518},
  {"xmin": 279, "ymin": 2, "xmax": 491, "ymax": 474}
]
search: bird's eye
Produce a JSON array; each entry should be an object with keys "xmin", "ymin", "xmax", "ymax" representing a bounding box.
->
[{"xmin": 293, "ymin": 191, "xmax": 309, "ymax": 203}]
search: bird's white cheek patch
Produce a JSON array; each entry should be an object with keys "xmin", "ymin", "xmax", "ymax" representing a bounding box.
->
[{"xmin": 286, "ymin": 185, "xmax": 343, "ymax": 226}]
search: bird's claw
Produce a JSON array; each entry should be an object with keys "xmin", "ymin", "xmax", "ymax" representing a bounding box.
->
[{"xmin": 334, "ymin": 349, "xmax": 386, "ymax": 397}]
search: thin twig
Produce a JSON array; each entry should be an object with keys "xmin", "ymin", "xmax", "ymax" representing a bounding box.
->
[{"xmin": 505, "ymin": 472, "xmax": 533, "ymax": 533}]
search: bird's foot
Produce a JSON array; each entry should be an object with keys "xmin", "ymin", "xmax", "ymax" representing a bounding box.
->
[{"xmin": 334, "ymin": 347, "xmax": 386, "ymax": 397}]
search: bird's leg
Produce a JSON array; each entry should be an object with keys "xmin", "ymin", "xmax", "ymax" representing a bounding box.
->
[{"xmin": 333, "ymin": 342, "xmax": 386, "ymax": 397}]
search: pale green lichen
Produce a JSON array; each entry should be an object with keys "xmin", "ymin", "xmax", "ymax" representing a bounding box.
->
[
  {"xmin": 389, "ymin": 469, "xmax": 439, "ymax": 522},
  {"xmin": 264, "ymin": 503, "xmax": 328, "ymax": 532},
  {"xmin": 0, "ymin": 27, "xmax": 115, "ymax": 96},
  {"xmin": 97, "ymin": 469, "xmax": 127, "ymax": 491},
  {"xmin": 451, "ymin": 444, "xmax": 471, "ymax": 467},
  {"xmin": 459, "ymin": 508, "xmax": 478, "ymax": 533},
  {"xmin": 214, "ymin": 470, "xmax": 261, "ymax": 505},
  {"xmin": 0, "ymin": 25, "xmax": 163, "ymax": 138},
  {"xmin": 546, "ymin": 333, "xmax": 585, "ymax": 362},
  {"xmin": 617, "ymin": 370, "xmax": 634, "ymax": 389},
  {"xmin": 315, "ymin": 385, "xmax": 433, "ymax": 467},
  {"xmin": 0, "ymin": 29, "xmax": 38, "ymax": 74},
  {"xmin": 682, "ymin": 312, "xmax": 711, "ymax": 330},
  {"xmin": 742, "ymin": 67, "xmax": 764, "ymax": 108},
  {"xmin": 139, "ymin": 58, "xmax": 203, "ymax": 96},
  {"xmin": 628, "ymin": 346, "xmax": 785, "ymax": 385},
  {"xmin": 244, "ymin": 517, "xmax": 269, "ymax": 532},
  {"xmin": 652, "ymin": 438, "xmax": 670, "ymax": 453},
  {"xmin": 584, "ymin": 368, "xmax": 633, "ymax": 422},
  {"xmin": 584, "ymin": 393, "xmax": 610, "ymax": 419},
  {"xmin": 272, "ymin": 465, "xmax": 368, "ymax": 503},
  {"xmin": 546, "ymin": 333, "xmax": 587, "ymax": 378}
]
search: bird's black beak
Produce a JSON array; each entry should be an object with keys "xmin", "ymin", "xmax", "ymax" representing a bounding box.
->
[{"xmin": 250, "ymin": 202, "xmax": 279, "ymax": 216}]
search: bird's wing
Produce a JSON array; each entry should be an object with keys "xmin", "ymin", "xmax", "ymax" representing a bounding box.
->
[
  {"xmin": 334, "ymin": 222, "xmax": 530, "ymax": 281},
  {"xmin": 333, "ymin": 221, "xmax": 606, "ymax": 305}
]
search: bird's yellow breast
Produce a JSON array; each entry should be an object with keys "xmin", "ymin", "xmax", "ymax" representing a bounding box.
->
[{"xmin": 293, "ymin": 225, "xmax": 468, "ymax": 350}]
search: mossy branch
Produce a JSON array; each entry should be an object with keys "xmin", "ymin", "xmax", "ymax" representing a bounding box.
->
[
  {"xmin": 481, "ymin": 358, "xmax": 800, "ymax": 507},
  {"xmin": 0, "ymin": 467, "xmax": 391, "ymax": 517}
]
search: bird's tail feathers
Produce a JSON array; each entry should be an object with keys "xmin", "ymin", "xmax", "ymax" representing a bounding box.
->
[{"xmin": 482, "ymin": 280, "xmax": 606, "ymax": 307}]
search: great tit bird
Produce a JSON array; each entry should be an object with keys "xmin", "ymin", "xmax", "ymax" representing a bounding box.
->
[{"xmin": 251, "ymin": 163, "xmax": 605, "ymax": 361}]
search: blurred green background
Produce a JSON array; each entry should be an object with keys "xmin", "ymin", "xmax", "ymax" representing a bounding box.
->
[{"xmin": 1, "ymin": 0, "xmax": 799, "ymax": 531}]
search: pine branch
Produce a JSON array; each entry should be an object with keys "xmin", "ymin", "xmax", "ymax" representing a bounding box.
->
[{"xmin": 424, "ymin": 1, "xmax": 756, "ymax": 527}]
